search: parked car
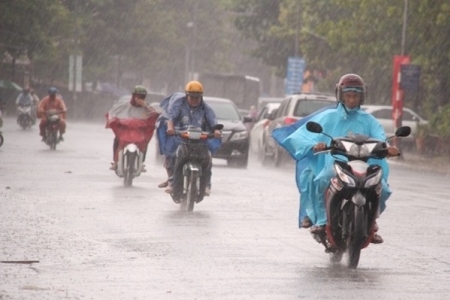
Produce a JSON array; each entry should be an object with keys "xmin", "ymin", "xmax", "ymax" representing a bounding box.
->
[
  {"xmin": 361, "ymin": 105, "xmax": 428, "ymax": 144},
  {"xmin": 257, "ymin": 97, "xmax": 284, "ymax": 111},
  {"xmin": 263, "ymin": 93, "xmax": 336, "ymax": 167},
  {"xmin": 204, "ymin": 96, "xmax": 253, "ymax": 168},
  {"xmin": 249, "ymin": 102, "xmax": 281, "ymax": 160}
]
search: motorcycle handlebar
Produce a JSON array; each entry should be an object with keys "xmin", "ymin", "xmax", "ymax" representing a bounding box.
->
[
  {"xmin": 174, "ymin": 130, "xmax": 220, "ymax": 140},
  {"xmin": 316, "ymin": 145, "xmax": 400, "ymax": 159}
]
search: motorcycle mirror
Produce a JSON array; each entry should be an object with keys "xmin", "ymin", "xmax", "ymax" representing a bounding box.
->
[
  {"xmin": 395, "ymin": 126, "xmax": 411, "ymax": 137},
  {"xmin": 306, "ymin": 121, "xmax": 323, "ymax": 133},
  {"xmin": 214, "ymin": 124, "xmax": 224, "ymax": 131}
]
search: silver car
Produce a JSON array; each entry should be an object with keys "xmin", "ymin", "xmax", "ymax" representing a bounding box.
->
[
  {"xmin": 264, "ymin": 93, "xmax": 336, "ymax": 167},
  {"xmin": 249, "ymin": 102, "xmax": 281, "ymax": 160},
  {"xmin": 361, "ymin": 105, "xmax": 428, "ymax": 144}
]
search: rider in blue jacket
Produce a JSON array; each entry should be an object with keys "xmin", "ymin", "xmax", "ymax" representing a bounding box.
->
[
  {"xmin": 156, "ymin": 81, "xmax": 221, "ymax": 197},
  {"xmin": 276, "ymin": 74, "xmax": 399, "ymax": 243}
]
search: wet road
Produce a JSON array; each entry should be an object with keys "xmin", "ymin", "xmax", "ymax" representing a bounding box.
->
[{"xmin": 1, "ymin": 118, "xmax": 449, "ymax": 299}]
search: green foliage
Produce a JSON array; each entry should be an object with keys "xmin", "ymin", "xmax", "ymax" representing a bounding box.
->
[
  {"xmin": 227, "ymin": 0, "xmax": 450, "ymax": 142},
  {"xmin": 430, "ymin": 104, "xmax": 450, "ymax": 139}
]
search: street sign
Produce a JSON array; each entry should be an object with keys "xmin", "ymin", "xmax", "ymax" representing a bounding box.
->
[
  {"xmin": 400, "ymin": 64, "xmax": 420, "ymax": 91},
  {"xmin": 69, "ymin": 55, "xmax": 82, "ymax": 92},
  {"xmin": 285, "ymin": 56, "xmax": 305, "ymax": 95}
]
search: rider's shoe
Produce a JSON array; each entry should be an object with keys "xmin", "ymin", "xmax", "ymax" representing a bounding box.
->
[
  {"xmin": 371, "ymin": 222, "xmax": 383, "ymax": 243},
  {"xmin": 58, "ymin": 135, "xmax": 64, "ymax": 142},
  {"xmin": 309, "ymin": 225, "xmax": 326, "ymax": 234},
  {"xmin": 141, "ymin": 165, "xmax": 147, "ymax": 173},
  {"xmin": 301, "ymin": 217, "xmax": 313, "ymax": 228},
  {"xmin": 165, "ymin": 184, "xmax": 173, "ymax": 194},
  {"xmin": 371, "ymin": 233, "xmax": 384, "ymax": 244},
  {"xmin": 158, "ymin": 180, "xmax": 169, "ymax": 188},
  {"xmin": 204, "ymin": 187, "xmax": 211, "ymax": 197},
  {"xmin": 109, "ymin": 162, "xmax": 117, "ymax": 171}
]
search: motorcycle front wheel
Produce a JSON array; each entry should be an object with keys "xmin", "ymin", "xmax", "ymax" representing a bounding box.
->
[
  {"xmin": 347, "ymin": 206, "xmax": 367, "ymax": 269},
  {"xmin": 185, "ymin": 172, "xmax": 198, "ymax": 212},
  {"xmin": 50, "ymin": 131, "xmax": 57, "ymax": 150},
  {"xmin": 124, "ymin": 152, "xmax": 136, "ymax": 187}
]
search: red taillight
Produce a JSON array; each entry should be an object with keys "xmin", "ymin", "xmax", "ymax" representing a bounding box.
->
[{"xmin": 284, "ymin": 117, "xmax": 297, "ymax": 125}]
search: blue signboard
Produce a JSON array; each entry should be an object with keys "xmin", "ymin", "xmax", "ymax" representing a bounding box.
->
[
  {"xmin": 400, "ymin": 64, "xmax": 421, "ymax": 92},
  {"xmin": 285, "ymin": 56, "xmax": 305, "ymax": 95}
]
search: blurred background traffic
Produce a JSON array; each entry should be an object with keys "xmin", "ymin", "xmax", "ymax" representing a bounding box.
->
[{"xmin": 1, "ymin": 0, "xmax": 448, "ymax": 158}]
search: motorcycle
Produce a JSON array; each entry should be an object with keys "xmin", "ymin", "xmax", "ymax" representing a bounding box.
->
[
  {"xmin": 115, "ymin": 142, "xmax": 145, "ymax": 187},
  {"xmin": 44, "ymin": 109, "xmax": 62, "ymax": 150},
  {"xmin": 305, "ymin": 121, "xmax": 411, "ymax": 268},
  {"xmin": 17, "ymin": 105, "xmax": 33, "ymax": 129},
  {"xmin": 170, "ymin": 124, "xmax": 223, "ymax": 211}
]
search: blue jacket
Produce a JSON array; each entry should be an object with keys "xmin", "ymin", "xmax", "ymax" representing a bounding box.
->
[{"xmin": 156, "ymin": 93, "xmax": 221, "ymax": 156}]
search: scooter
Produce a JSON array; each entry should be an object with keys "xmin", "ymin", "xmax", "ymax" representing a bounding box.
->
[
  {"xmin": 115, "ymin": 143, "xmax": 145, "ymax": 187},
  {"xmin": 170, "ymin": 124, "xmax": 223, "ymax": 211},
  {"xmin": 17, "ymin": 105, "xmax": 33, "ymax": 129},
  {"xmin": 44, "ymin": 109, "xmax": 61, "ymax": 150},
  {"xmin": 306, "ymin": 121, "xmax": 411, "ymax": 269}
]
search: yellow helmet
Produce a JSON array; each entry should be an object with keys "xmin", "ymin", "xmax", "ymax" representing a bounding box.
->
[{"xmin": 185, "ymin": 80, "xmax": 203, "ymax": 97}]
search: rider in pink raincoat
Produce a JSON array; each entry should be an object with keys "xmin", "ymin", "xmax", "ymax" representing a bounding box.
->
[{"xmin": 105, "ymin": 85, "xmax": 160, "ymax": 170}]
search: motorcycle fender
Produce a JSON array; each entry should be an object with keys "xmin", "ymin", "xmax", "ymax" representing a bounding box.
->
[
  {"xmin": 124, "ymin": 143, "xmax": 139, "ymax": 154},
  {"xmin": 183, "ymin": 163, "xmax": 201, "ymax": 176},
  {"xmin": 351, "ymin": 191, "xmax": 366, "ymax": 207}
]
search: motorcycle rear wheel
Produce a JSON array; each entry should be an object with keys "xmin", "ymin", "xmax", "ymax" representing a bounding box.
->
[
  {"xmin": 347, "ymin": 206, "xmax": 366, "ymax": 269},
  {"xmin": 330, "ymin": 249, "xmax": 344, "ymax": 263}
]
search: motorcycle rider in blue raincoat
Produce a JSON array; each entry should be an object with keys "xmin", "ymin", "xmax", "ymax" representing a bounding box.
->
[
  {"xmin": 156, "ymin": 80, "xmax": 222, "ymax": 198},
  {"xmin": 275, "ymin": 74, "xmax": 399, "ymax": 243}
]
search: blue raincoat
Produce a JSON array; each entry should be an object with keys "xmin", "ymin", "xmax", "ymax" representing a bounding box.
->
[
  {"xmin": 156, "ymin": 93, "xmax": 221, "ymax": 157},
  {"xmin": 273, "ymin": 103, "xmax": 392, "ymax": 227}
]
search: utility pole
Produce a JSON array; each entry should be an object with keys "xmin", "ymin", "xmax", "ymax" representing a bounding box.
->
[
  {"xmin": 397, "ymin": 0, "xmax": 408, "ymax": 158},
  {"xmin": 294, "ymin": 2, "xmax": 300, "ymax": 57},
  {"xmin": 401, "ymin": 0, "xmax": 408, "ymax": 56}
]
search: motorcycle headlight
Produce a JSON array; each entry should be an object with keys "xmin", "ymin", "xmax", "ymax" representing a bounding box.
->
[
  {"xmin": 230, "ymin": 131, "xmax": 248, "ymax": 141},
  {"xmin": 348, "ymin": 143, "xmax": 370, "ymax": 158},
  {"xmin": 364, "ymin": 169, "xmax": 383, "ymax": 188},
  {"xmin": 334, "ymin": 164, "xmax": 356, "ymax": 187}
]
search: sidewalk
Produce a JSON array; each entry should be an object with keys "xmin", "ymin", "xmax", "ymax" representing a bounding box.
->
[{"xmin": 392, "ymin": 151, "xmax": 450, "ymax": 175}]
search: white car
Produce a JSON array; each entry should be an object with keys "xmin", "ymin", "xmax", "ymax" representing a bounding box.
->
[
  {"xmin": 361, "ymin": 105, "xmax": 428, "ymax": 143},
  {"xmin": 249, "ymin": 102, "xmax": 281, "ymax": 159}
]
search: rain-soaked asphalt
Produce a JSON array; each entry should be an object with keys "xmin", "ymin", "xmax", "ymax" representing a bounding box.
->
[{"xmin": 1, "ymin": 117, "xmax": 449, "ymax": 299}]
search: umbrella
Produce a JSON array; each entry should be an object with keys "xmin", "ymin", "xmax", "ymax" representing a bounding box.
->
[{"xmin": 0, "ymin": 80, "xmax": 22, "ymax": 91}]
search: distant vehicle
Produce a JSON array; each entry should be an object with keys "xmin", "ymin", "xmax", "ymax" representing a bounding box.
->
[
  {"xmin": 249, "ymin": 102, "xmax": 281, "ymax": 160},
  {"xmin": 238, "ymin": 108, "xmax": 250, "ymax": 118},
  {"xmin": 257, "ymin": 97, "xmax": 284, "ymax": 111},
  {"xmin": 197, "ymin": 72, "xmax": 260, "ymax": 111},
  {"xmin": 361, "ymin": 105, "xmax": 428, "ymax": 144},
  {"xmin": 203, "ymin": 96, "xmax": 253, "ymax": 168},
  {"xmin": 263, "ymin": 93, "xmax": 336, "ymax": 167},
  {"xmin": 115, "ymin": 91, "xmax": 165, "ymax": 105}
]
